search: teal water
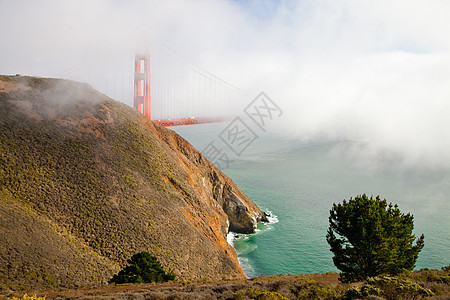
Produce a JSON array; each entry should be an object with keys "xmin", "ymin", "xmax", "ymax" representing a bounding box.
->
[{"xmin": 173, "ymin": 124, "xmax": 450, "ymax": 277}]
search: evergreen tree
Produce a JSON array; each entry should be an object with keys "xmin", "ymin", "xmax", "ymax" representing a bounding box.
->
[
  {"xmin": 109, "ymin": 252, "xmax": 175, "ymax": 284},
  {"xmin": 326, "ymin": 194, "xmax": 424, "ymax": 282}
]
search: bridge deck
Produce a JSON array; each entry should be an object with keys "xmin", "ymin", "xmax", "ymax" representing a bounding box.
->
[{"xmin": 154, "ymin": 116, "xmax": 228, "ymax": 127}]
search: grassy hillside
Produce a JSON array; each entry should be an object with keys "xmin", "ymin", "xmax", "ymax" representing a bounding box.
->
[{"xmin": 0, "ymin": 75, "xmax": 266, "ymax": 292}]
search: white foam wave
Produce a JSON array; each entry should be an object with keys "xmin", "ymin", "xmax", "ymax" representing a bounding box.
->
[
  {"xmin": 237, "ymin": 256, "xmax": 256, "ymax": 278},
  {"xmin": 265, "ymin": 210, "xmax": 279, "ymax": 224},
  {"xmin": 227, "ymin": 232, "xmax": 237, "ymax": 246}
]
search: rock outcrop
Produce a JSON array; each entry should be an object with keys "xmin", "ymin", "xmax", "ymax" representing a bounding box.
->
[
  {"xmin": 0, "ymin": 75, "xmax": 267, "ymax": 291},
  {"xmin": 150, "ymin": 122, "xmax": 268, "ymax": 234}
]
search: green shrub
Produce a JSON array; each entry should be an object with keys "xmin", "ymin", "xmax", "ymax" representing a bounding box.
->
[
  {"xmin": 360, "ymin": 284, "xmax": 381, "ymax": 297},
  {"xmin": 109, "ymin": 251, "xmax": 175, "ymax": 284},
  {"xmin": 367, "ymin": 275, "xmax": 434, "ymax": 299},
  {"xmin": 343, "ymin": 287, "xmax": 363, "ymax": 299},
  {"xmin": 327, "ymin": 194, "xmax": 424, "ymax": 282}
]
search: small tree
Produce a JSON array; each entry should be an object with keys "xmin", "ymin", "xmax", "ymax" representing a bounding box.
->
[
  {"xmin": 109, "ymin": 251, "xmax": 175, "ymax": 284},
  {"xmin": 326, "ymin": 194, "xmax": 424, "ymax": 282}
]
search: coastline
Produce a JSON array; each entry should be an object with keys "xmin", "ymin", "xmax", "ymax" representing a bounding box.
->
[{"xmin": 227, "ymin": 211, "xmax": 279, "ymax": 278}]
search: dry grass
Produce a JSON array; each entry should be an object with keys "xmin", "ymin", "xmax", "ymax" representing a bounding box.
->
[{"xmin": 6, "ymin": 268, "xmax": 448, "ymax": 299}]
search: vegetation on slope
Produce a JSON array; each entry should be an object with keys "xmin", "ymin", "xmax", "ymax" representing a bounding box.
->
[
  {"xmin": 109, "ymin": 252, "xmax": 175, "ymax": 284},
  {"xmin": 14, "ymin": 268, "xmax": 449, "ymax": 299},
  {"xmin": 0, "ymin": 75, "xmax": 265, "ymax": 292}
]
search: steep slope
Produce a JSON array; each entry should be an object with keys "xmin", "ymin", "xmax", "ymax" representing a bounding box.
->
[{"xmin": 0, "ymin": 75, "xmax": 267, "ymax": 291}]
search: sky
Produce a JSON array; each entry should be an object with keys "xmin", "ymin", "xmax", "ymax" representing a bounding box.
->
[{"xmin": 1, "ymin": 0, "xmax": 450, "ymax": 168}]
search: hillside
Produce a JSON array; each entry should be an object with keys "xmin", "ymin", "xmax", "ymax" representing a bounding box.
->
[{"xmin": 0, "ymin": 75, "xmax": 267, "ymax": 292}]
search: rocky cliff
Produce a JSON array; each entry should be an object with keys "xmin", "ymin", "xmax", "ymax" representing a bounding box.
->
[{"xmin": 0, "ymin": 75, "xmax": 267, "ymax": 291}]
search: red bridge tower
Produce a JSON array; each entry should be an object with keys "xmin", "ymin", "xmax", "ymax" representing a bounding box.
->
[{"xmin": 134, "ymin": 54, "xmax": 151, "ymax": 119}]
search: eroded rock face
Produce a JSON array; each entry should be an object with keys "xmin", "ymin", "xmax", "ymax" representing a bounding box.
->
[
  {"xmin": 222, "ymin": 185, "xmax": 260, "ymax": 233},
  {"xmin": 209, "ymin": 170, "xmax": 268, "ymax": 233},
  {"xmin": 0, "ymin": 76, "xmax": 267, "ymax": 291},
  {"xmin": 151, "ymin": 125, "xmax": 268, "ymax": 235}
]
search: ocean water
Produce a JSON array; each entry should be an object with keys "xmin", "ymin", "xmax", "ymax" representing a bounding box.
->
[{"xmin": 173, "ymin": 124, "xmax": 450, "ymax": 277}]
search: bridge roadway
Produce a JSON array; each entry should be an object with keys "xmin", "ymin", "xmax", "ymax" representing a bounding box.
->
[{"xmin": 155, "ymin": 116, "xmax": 228, "ymax": 127}]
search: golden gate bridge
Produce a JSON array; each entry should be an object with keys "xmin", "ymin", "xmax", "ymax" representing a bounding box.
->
[{"xmin": 57, "ymin": 44, "xmax": 243, "ymax": 127}]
